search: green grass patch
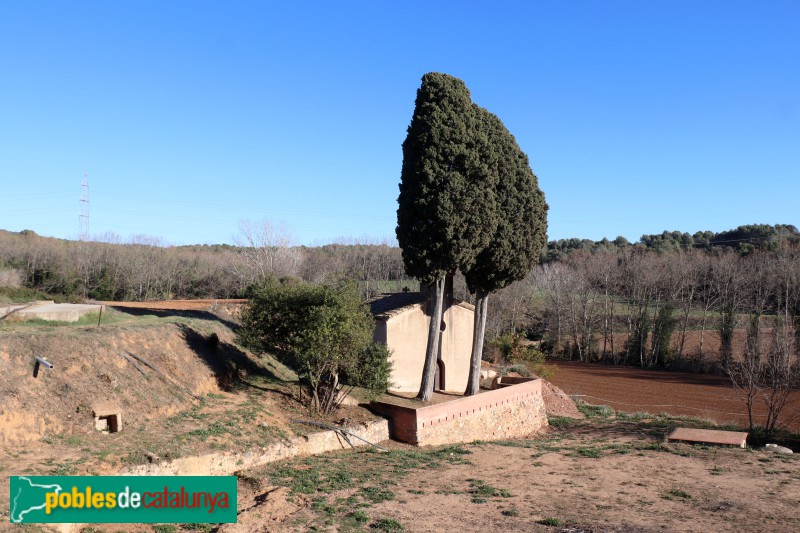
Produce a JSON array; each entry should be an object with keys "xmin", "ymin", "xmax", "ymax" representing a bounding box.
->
[
  {"xmin": 663, "ymin": 488, "xmax": 692, "ymax": 501},
  {"xmin": 467, "ymin": 479, "xmax": 513, "ymax": 500},
  {"xmin": 547, "ymin": 416, "xmax": 580, "ymax": 429},
  {"xmin": 538, "ymin": 517, "xmax": 562, "ymax": 526},
  {"xmin": 371, "ymin": 518, "xmax": 404, "ymax": 532},
  {"xmin": 576, "ymin": 401, "xmax": 614, "ymax": 419},
  {"xmin": 359, "ymin": 486, "xmax": 395, "ymax": 504},
  {"xmin": 252, "ymin": 443, "xmax": 473, "ymax": 529},
  {"xmin": 0, "ymin": 286, "xmax": 71, "ymax": 303},
  {"xmin": 574, "ymin": 447, "xmax": 603, "ymax": 458}
]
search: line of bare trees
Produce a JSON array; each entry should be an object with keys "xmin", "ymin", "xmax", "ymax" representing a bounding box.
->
[
  {"xmin": 0, "ymin": 224, "xmax": 412, "ymax": 302},
  {"xmin": 526, "ymin": 246, "xmax": 800, "ymax": 372}
]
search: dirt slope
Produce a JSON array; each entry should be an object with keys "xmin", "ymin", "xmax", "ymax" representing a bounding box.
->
[{"xmin": 0, "ymin": 320, "xmax": 237, "ymax": 445}]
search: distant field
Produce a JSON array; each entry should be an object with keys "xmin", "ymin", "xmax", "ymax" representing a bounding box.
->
[
  {"xmin": 100, "ymin": 299, "xmax": 247, "ymax": 311},
  {"xmin": 547, "ymin": 360, "xmax": 800, "ymax": 433}
]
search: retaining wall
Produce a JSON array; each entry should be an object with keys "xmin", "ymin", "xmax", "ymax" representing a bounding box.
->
[
  {"xmin": 122, "ymin": 419, "xmax": 389, "ymax": 476},
  {"xmin": 372, "ymin": 378, "xmax": 547, "ymax": 446}
]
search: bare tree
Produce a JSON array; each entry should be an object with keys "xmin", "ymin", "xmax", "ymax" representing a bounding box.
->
[
  {"xmin": 229, "ymin": 220, "xmax": 304, "ymax": 288},
  {"xmin": 759, "ymin": 320, "xmax": 799, "ymax": 439},
  {"xmin": 532, "ymin": 262, "xmax": 571, "ymax": 353},
  {"xmin": 674, "ymin": 251, "xmax": 705, "ymax": 359},
  {"xmin": 0, "ymin": 268, "xmax": 24, "ymax": 287},
  {"xmin": 583, "ymin": 253, "xmax": 619, "ymax": 363},
  {"xmin": 728, "ymin": 315, "xmax": 764, "ymax": 433},
  {"xmin": 711, "ymin": 251, "xmax": 745, "ymax": 370}
]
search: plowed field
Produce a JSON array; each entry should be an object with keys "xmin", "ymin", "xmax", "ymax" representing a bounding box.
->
[
  {"xmin": 100, "ymin": 299, "xmax": 247, "ymax": 310},
  {"xmin": 547, "ymin": 360, "xmax": 800, "ymax": 432}
]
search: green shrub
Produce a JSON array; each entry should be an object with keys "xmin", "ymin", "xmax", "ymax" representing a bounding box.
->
[
  {"xmin": 371, "ymin": 518, "xmax": 404, "ymax": 532},
  {"xmin": 577, "ymin": 401, "xmax": 614, "ymax": 419},
  {"xmin": 538, "ymin": 517, "xmax": 562, "ymax": 526},
  {"xmin": 489, "ymin": 332, "xmax": 553, "ymax": 379},
  {"xmin": 239, "ymin": 280, "xmax": 391, "ymax": 412}
]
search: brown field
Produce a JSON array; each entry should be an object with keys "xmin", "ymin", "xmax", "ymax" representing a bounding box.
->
[
  {"xmin": 99, "ymin": 299, "xmax": 247, "ymax": 311},
  {"xmin": 546, "ymin": 360, "xmax": 800, "ymax": 433}
]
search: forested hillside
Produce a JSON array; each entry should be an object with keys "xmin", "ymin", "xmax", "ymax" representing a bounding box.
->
[
  {"xmin": 545, "ymin": 224, "xmax": 799, "ymax": 261},
  {"xmin": 0, "ymin": 229, "xmax": 411, "ymax": 302},
  {"xmin": 1, "ymin": 224, "xmax": 798, "ymax": 372}
]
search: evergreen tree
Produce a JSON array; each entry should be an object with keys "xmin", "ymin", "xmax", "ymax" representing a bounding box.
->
[
  {"xmin": 463, "ymin": 106, "xmax": 548, "ymax": 394},
  {"xmin": 396, "ymin": 72, "xmax": 498, "ymax": 401}
]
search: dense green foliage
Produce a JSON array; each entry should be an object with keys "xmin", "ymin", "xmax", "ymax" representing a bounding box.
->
[
  {"xmin": 396, "ymin": 72, "xmax": 501, "ymax": 400},
  {"xmin": 461, "ymin": 105, "xmax": 548, "ymax": 394},
  {"xmin": 545, "ymin": 224, "xmax": 799, "ymax": 261},
  {"xmin": 239, "ymin": 280, "xmax": 391, "ymax": 412},
  {"xmin": 489, "ymin": 332, "xmax": 552, "ymax": 379},
  {"xmin": 463, "ymin": 107, "xmax": 547, "ymax": 295},
  {"xmin": 396, "ymin": 72, "xmax": 498, "ymax": 282}
]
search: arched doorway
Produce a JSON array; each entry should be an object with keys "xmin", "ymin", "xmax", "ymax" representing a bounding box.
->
[{"xmin": 434, "ymin": 359, "xmax": 445, "ymax": 392}]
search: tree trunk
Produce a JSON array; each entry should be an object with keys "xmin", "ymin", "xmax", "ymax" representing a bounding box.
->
[
  {"xmin": 699, "ymin": 306, "xmax": 709, "ymax": 358},
  {"xmin": 609, "ymin": 299, "xmax": 616, "ymax": 365},
  {"xmin": 465, "ymin": 289, "xmax": 488, "ymax": 396},
  {"xmin": 601, "ymin": 285, "xmax": 609, "ymax": 361},
  {"xmin": 417, "ymin": 276, "xmax": 446, "ymax": 401}
]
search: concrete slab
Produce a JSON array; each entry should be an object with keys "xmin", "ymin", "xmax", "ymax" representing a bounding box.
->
[
  {"xmin": 668, "ymin": 427, "xmax": 748, "ymax": 448},
  {"xmin": 14, "ymin": 303, "xmax": 103, "ymax": 322}
]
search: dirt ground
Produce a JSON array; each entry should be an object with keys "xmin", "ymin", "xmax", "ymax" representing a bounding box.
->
[
  {"xmin": 230, "ymin": 415, "xmax": 800, "ymax": 533},
  {"xmin": 546, "ymin": 360, "xmax": 800, "ymax": 433}
]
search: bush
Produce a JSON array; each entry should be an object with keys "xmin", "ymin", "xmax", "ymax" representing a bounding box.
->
[
  {"xmin": 239, "ymin": 280, "xmax": 391, "ymax": 412},
  {"xmin": 501, "ymin": 364, "xmax": 532, "ymax": 377},
  {"xmin": 489, "ymin": 332, "xmax": 553, "ymax": 379}
]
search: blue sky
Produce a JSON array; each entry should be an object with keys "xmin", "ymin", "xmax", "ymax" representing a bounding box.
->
[{"xmin": 1, "ymin": 1, "xmax": 797, "ymax": 246}]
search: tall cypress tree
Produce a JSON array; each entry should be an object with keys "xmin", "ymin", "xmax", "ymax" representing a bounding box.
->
[
  {"xmin": 463, "ymin": 106, "xmax": 548, "ymax": 395},
  {"xmin": 397, "ymin": 73, "xmax": 498, "ymax": 401}
]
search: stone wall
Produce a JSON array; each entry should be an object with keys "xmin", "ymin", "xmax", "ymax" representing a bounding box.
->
[
  {"xmin": 122, "ymin": 419, "xmax": 389, "ymax": 476},
  {"xmin": 373, "ymin": 378, "xmax": 547, "ymax": 446}
]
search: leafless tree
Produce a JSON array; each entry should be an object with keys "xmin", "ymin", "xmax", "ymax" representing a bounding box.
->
[
  {"xmin": 710, "ymin": 251, "xmax": 746, "ymax": 369},
  {"xmin": 532, "ymin": 262, "xmax": 571, "ymax": 353},
  {"xmin": 0, "ymin": 268, "xmax": 24, "ymax": 287},
  {"xmin": 728, "ymin": 315, "xmax": 765, "ymax": 433},
  {"xmin": 583, "ymin": 253, "xmax": 620, "ymax": 363},
  {"xmin": 229, "ymin": 220, "xmax": 304, "ymax": 288},
  {"xmin": 759, "ymin": 320, "xmax": 799, "ymax": 439}
]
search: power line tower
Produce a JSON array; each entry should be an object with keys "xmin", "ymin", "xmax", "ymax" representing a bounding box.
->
[{"xmin": 79, "ymin": 175, "xmax": 90, "ymax": 241}]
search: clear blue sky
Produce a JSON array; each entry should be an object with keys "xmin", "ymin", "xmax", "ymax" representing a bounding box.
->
[{"xmin": 1, "ymin": 1, "xmax": 797, "ymax": 246}]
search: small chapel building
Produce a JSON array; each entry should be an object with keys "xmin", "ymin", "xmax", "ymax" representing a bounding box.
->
[{"xmin": 369, "ymin": 279, "xmax": 475, "ymax": 395}]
